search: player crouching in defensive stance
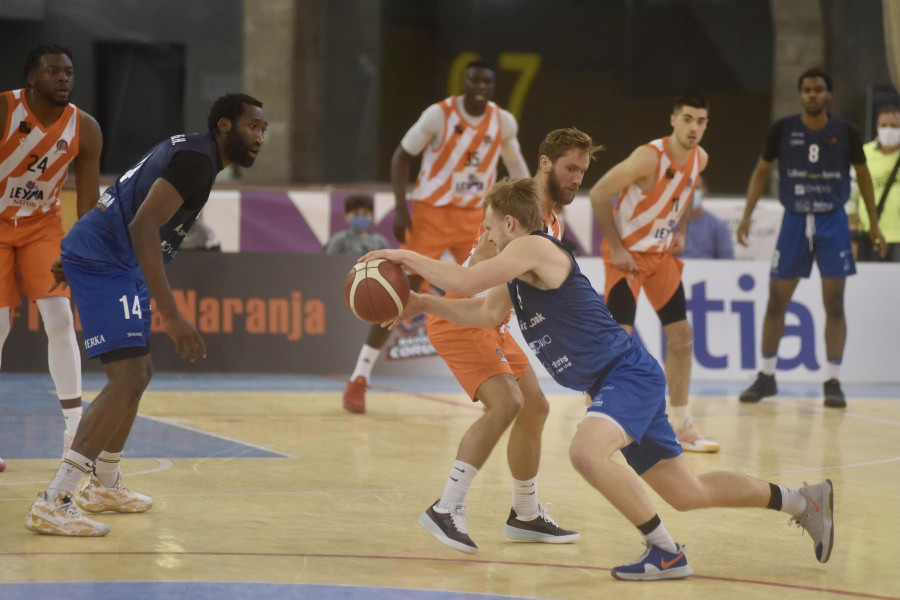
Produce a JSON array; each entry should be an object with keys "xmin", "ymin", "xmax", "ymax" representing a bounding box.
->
[
  {"xmin": 362, "ymin": 177, "xmax": 834, "ymax": 580},
  {"xmin": 24, "ymin": 94, "xmax": 267, "ymax": 536}
]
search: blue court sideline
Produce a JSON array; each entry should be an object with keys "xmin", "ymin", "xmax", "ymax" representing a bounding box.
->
[{"xmin": 0, "ymin": 582, "xmax": 541, "ymax": 600}]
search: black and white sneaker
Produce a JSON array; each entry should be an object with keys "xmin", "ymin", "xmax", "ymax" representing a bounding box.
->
[
  {"xmin": 418, "ymin": 499, "xmax": 477, "ymax": 554},
  {"xmin": 823, "ymin": 379, "xmax": 846, "ymax": 408},
  {"xmin": 505, "ymin": 504, "xmax": 580, "ymax": 543},
  {"xmin": 739, "ymin": 372, "xmax": 777, "ymax": 403}
]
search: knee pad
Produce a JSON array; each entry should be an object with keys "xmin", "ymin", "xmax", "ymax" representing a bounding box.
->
[{"xmin": 36, "ymin": 297, "xmax": 75, "ymax": 338}]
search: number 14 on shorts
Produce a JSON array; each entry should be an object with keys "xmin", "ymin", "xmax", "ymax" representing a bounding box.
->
[{"xmin": 118, "ymin": 294, "xmax": 143, "ymax": 319}]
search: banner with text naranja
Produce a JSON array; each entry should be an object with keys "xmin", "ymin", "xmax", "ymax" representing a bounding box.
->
[
  {"xmin": 5, "ymin": 253, "xmax": 900, "ymax": 383},
  {"xmin": 3, "ymin": 253, "xmax": 449, "ymax": 375}
]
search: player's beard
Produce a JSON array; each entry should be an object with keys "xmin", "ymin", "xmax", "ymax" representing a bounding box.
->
[
  {"xmin": 546, "ymin": 168, "xmax": 575, "ymax": 207},
  {"xmin": 224, "ymin": 128, "xmax": 257, "ymax": 168}
]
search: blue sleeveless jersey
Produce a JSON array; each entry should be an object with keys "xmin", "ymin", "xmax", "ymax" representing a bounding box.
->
[
  {"xmin": 774, "ymin": 115, "xmax": 853, "ymax": 213},
  {"xmin": 62, "ymin": 132, "xmax": 221, "ymax": 267},
  {"xmin": 507, "ymin": 232, "xmax": 636, "ymax": 392}
]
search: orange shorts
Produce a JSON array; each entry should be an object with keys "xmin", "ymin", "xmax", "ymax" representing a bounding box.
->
[
  {"xmin": 600, "ymin": 241, "xmax": 684, "ymax": 311},
  {"xmin": 426, "ymin": 314, "xmax": 529, "ymax": 401},
  {"xmin": 401, "ymin": 203, "xmax": 483, "ymax": 267},
  {"xmin": 0, "ymin": 209, "xmax": 68, "ymax": 308}
]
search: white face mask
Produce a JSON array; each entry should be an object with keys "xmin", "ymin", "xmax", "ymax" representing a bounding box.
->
[
  {"xmin": 877, "ymin": 126, "xmax": 900, "ymax": 148},
  {"xmin": 692, "ymin": 190, "xmax": 704, "ymax": 210}
]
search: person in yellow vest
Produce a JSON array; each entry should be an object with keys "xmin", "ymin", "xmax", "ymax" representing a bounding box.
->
[
  {"xmin": 851, "ymin": 105, "xmax": 900, "ymax": 261},
  {"xmin": 0, "ymin": 45, "xmax": 103, "ymax": 467}
]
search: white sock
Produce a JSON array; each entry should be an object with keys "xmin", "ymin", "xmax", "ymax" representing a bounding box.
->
[
  {"xmin": 62, "ymin": 406, "xmax": 82, "ymax": 438},
  {"xmin": 668, "ymin": 405, "xmax": 691, "ymax": 430},
  {"xmin": 512, "ymin": 476, "xmax": 540, "ymax": 519},
  {"xmin": 350, "ymin": 344, "xmax": 381, "ymax": 381},
  {"xmin": 826, "ymin": 360, "xmax": 841, "ymax": 381},
  {"xmin": 643, "ymin": 521, "xmax": 678, "ymax": 553},
  {"xmin": 438, "ymin": 460, "xmax": 478, "ymax": 509},
  {"xmin": 760, "ymin": 356, "xmax": 777, "ymax": 375},
  {"xmin": 94, "ymin": 451, "xmax": 123, "ymax": 487},
  {"xmin": 778, "ymin": 485, "xmax": 808, "ymax": 518},
  {"xmin": 48, "ymin": 450, "xmax": 93, "ymax": 498}
]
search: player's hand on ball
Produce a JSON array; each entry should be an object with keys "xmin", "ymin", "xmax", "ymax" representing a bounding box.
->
[
  {"xmin": 359, "ymin": 248, "xmax": 405, "ymax": 265},
  {"xmin": 383, "ymin": 292, "xmax": 423, "ymax": 331}
]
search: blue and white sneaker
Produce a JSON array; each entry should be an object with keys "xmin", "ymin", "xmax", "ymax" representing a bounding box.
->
[{"xmin": 611, "ymin": 543, "xmax": 692, "ymax": 581}]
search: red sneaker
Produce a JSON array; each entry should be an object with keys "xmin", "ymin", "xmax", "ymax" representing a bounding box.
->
[{"xmin": 343, "ymin": 376, "xmax": 368, "ymax": 413}]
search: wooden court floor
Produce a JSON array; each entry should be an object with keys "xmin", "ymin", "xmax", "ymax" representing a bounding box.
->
[{"xmin": 1, "ymin": 373, "xmax": 898, "ymax": 600}]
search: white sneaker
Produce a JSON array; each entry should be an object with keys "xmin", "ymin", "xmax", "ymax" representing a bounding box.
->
[
  {"xmin": 25, "ymin": 491, "xmax": 110, "ymax": 536},
  {"xmin": 75, "ymin": 474, "xmax": 153, "ymax": 513},
  {"xmin": 792, "ymin": 480, "xmax": 834, "ymax": 563}
]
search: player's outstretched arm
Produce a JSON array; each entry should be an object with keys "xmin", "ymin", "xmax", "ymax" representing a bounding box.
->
[
  {"xmin": 387, "ymin": 286, "xmax": 512, "ymax": 332},
  {"xmin": 360, "ymin": 248, "xmax": 473, "ymax": 295}
]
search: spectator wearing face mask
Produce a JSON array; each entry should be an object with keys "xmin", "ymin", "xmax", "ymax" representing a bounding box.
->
[
  {"xmin": 324, "ymin": 194, "xmax": 390, "ymax": 255},
  {"xmin": 850, "ymin": 105, "xmax": 900, "ymax": 262},
  {"xmin": 678, "ymin": 176, "xmax": 734, "ymax": 259}
]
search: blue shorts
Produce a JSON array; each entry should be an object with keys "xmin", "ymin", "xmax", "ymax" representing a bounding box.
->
[
  {"xmin": 586, "ymin": 345, "xmax": 683, "ymax": 475},
  {"xmin": 62, "ymin": 257, "xmax": 151, "ymax": 359},
  {"xmin": 772, "ymin": 209, "xmax": 856, "ymax": 279}
]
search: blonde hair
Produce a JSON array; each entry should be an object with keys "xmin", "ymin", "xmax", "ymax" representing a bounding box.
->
[
  {"xmin": 483, "ymin": 178, "xmax": 543, "ymax": 232},
  {"xmin": 538, "ymin": 127, "xmax": 604, "ymax": 163}
]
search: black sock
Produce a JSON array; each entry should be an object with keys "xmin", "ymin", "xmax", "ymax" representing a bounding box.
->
[
  {"xmin": 637, "ymin": 514, "xmax": 662, "ymax": 535},
  {"xmin": 766, "ymin": 482, "xmax": 782, "ymax": 510}
]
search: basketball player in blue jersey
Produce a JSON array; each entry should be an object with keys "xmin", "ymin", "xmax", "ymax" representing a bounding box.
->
[
  {"xmin": 737, "ymin": 68, "xmax": 886, "ymax": 408},
  {"xmin": 362, "ymin": 178, "xmax": 835, "ymax": 581},
  {"xmin": 25, "ymin": 94, "xmax": 267, "ymax": 537}
]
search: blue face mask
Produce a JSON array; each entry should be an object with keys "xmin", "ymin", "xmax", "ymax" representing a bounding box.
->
[{"xmin": 349, "ymin": 215, "xmax": 372, "ymax": 232}]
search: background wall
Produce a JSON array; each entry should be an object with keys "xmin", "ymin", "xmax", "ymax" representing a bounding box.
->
[
  {"xmin": 1, "ymin": 0, "xmax": 897, "ymax": 192},
  {"xmin": 2, "ymin": 0, "xmax": 900, "ymax": 381}
]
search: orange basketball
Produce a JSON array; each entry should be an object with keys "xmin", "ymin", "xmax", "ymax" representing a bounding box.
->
[{"xmin": 344, "ymin": 259, "xmax": 411, "ymax": 323}]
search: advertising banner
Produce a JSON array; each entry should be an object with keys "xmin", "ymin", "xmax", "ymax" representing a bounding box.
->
[{"xmin": 5, "ymin": 253, "xmax": 897, "ymax": 383}]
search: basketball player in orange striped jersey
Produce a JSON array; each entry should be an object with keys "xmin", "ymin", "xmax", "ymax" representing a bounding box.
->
[
  {"xmin": 0, "ymin": 45, "xmax": 103, "ymax": 465},
  {"xmin": 589, "ymin": 94, "xmax": 719, "ymax": 453},
  {"xmin": 341, "ymin": 60, "xmax": 529, "ymax": 413},
  {"xmin": 415, "ymin": 129, "xmax": 601, "ymax": 553}
]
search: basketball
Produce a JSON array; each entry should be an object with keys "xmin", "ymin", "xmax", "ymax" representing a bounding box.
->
[{"xmin": 344, "ymin": 259, "xmax": 411, "ymax": 323}]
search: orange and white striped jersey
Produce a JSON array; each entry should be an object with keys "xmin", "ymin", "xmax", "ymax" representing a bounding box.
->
[
  {"xmin": 405, "ymin": 97, "xmax": 505, "ymax": 209},
  {"xmin": 1, "ymin": 89, "xmax": 80, "ymax": 220},
  {"xmin": 613, "ymin": 137, "xmax": 700, "ymax": 253}
]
